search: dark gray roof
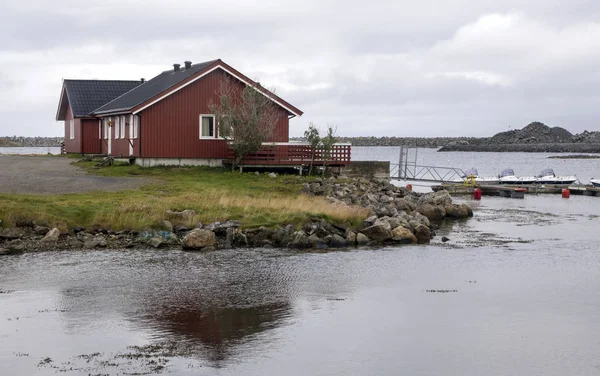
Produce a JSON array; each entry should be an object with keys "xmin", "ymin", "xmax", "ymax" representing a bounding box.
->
[
  {"xmin": 58, "ymin": 80, "xmax": 142, "ymax": 120},
  {"xmin": 92, "ymin": 60, "xmax": 218, "ymax": 115}
]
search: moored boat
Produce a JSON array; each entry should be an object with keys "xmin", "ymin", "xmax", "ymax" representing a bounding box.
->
[
  {"xmin": 535, "ymin": 169, "xmax": 577, "ymax": 185},
  {"xmin": 498, "ymin": 168, "xmax": 536, "ymax": 185},
  {"xmin": 591, "ymin": 179, "xmax": 600, "ymax": 188},
  {"xmin": 451, "ymin": 168, "xmax": 500, "ymax": 185}
]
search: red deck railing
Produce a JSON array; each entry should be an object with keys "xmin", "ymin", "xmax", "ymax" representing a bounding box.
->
[{"xmin": 225, "ymin": 143, "xmax": 351, "ymax": 166}]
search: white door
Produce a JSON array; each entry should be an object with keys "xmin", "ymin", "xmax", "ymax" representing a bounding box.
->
[{"xmin": 108, "ymin": 126, "xmax": 112, "ymax": 155}]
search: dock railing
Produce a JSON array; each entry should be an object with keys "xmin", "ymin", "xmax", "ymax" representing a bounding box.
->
[{"xmin": 226, "ymin": 142, "xmax": 352, "ymax": 166}]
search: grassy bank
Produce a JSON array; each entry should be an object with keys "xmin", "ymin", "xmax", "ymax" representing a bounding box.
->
[{"xmin": 0, "ymin": 160, "xmax": 369, "ymax": 231}]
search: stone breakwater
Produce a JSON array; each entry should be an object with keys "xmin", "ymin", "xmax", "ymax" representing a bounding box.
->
[
  {"xmin": 0, "ymin": 178, "xmax": 472, "ymax": 254},
  {"xmin": 438, "ymin": 143, "xmax": 600, "ymax": 153}
]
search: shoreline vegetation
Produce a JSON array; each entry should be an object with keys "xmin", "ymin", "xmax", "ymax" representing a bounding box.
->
[{"xmin": 0, "ymin": 157, "xmax": 472, "ymax": 254}]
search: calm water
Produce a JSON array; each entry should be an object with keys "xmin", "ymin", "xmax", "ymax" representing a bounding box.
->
[
  {"xmin": 0, "ymin": 147, "xmax": 61, "ymax": 155},
  {"xmin": 352, "ymin": 146, "xmax": 600, "ymax": 184},
  {"xmin": 2, "ymin": 149, "xmax": 600, "ymax": 375}
]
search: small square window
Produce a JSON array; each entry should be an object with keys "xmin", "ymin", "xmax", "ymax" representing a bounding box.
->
[{"xmin": 200, "ymin": 115, "xmax": 215, "ymax": 139}]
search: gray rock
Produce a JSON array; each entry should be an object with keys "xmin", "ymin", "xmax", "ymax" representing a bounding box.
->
[
  {"xmin": 361, "ymin": 221, "xmax": 393, "ymax": 242},
  {"xmin": 391, "ymin": 226, "xmax": 417, "ymax": 244},
  {"xmin": 288, "ymin": 231, "xmax": 312, "ymax": 249},
  {"xmin": 328, "ymin": 234, "xmax": 347, "ymax": 247},
  {"xmin": 201, "ymin": 246, "xmax": 216, "ymax": 252},
  {"xmin": 165, "ymin": 209, "xmax": 197, "ymax": 224},
  {"xmin": 419, "ymin": 191, "xmax": 452, "ymax": 206},
  {"xmin": 0, "ymin": 228, "xmax": 24, "ymax": 240},
  {"xmin": 34, "ymin": 226, "xmax": 50, "ymax": 236},
  {"xmin": 204, "ymin": 220, "xmax": 242, "ymax": 232},
  {"xmin": 6, "ymin": 239, "xmax": 26, "ymax": 252},
  {"xmin": 83, "ymin": 235, "xmax": 108, "ymax": 248},
  {"xmin": 269, "ymin": 172, "xmax": 277, "ymax": 178},
  {"xmin": 345, "ymin": 230, "xmax": 357, "ymax": 245},
  {"xmin": 414, "ymin": 225, "xmax": 431, "ymax": 244},
  {"xmin": 416, "ymin": 203, "xmax": 447, "ymax": 221},
  {"xmin": 360, "ymin": 215, "xmax": 378, "ymax": 229},
  {"xmin": 0, "ymin": 248, "xmax": 9, "ymax": 256},
  {"xmin": 441, "ymin": 236, "xmax": 450, "ymax": 242},
  {"xmin": 148, "ymin": 238, "xmax": 164, "ymax": 248},
  {"xmin": 380, "ymin": 195, "xmax": 394, "ymax": 204},
  {"xmin": 444, "ymin": 204, "xmax": 473, "ymax": 218},
  {"xmin": 181, "ymin": 229, "xmax": 216, "ymax": 250},
  {"xmin": 308, "ymin": 234, "xmax": 327, "ymax": 248},
  {"xmin": 40, "ymin": 228, "xmax": 60, "ymax": 243}
]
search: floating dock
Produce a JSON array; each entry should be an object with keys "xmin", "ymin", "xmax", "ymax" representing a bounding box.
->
[{"xmin": 431, "ymin": 183, "xmax": 600, "ymax": 197}]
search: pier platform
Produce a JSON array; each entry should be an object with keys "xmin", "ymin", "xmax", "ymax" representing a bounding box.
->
[{"xmin": 431, "ymin": 183, "xmax": 600, "ymax": 197}]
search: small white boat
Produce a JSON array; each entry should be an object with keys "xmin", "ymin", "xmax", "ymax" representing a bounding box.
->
[
  {"xmin": 498, "ymin": 168, "xmax": 536, "ymax": 185},
  {"xmin": 535, "ymin": 169, "xmax": 577, "ymax": 185},
  {"xmin": 591, "ymin": 178, "xmax": 600, "ymax": 188},
  {"xmin": 451, "ymin": 168, "xmax": 500, "ymax": 185}
]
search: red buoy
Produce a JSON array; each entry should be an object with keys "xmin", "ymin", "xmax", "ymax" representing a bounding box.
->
[
  {"xmin": 406, "ymin": 184, "xmax": 412, "ymax": 191},
  {"xmin": 473, "ymin": 188, "xmax": 482, "ymax": 200},
  {"xmin": 562, "ymin": 188, "xmax": 570, "ymax": 198}
]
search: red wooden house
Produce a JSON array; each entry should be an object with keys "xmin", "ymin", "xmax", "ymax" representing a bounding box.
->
[{"xmin": 56, "ymin": 59, "xmax": 350, "ymax": 167}]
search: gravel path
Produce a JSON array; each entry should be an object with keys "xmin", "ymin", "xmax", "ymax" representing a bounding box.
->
[{"xmin": 0, "ymin": 155, "xmax": 147, "ymax": 194}]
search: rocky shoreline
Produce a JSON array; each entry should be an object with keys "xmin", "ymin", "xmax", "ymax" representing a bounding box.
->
[{"xmin": 0, "ymin": 178, "xmax": 472, "ymax": 255}]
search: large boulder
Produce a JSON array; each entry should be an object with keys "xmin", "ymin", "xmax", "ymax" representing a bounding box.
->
[
  {"xmin": 419, "ymin": 191, "xmax": 453, "ymax": 206},
  {"xmin": 391, "ymin": 226, "xmax": 417, "ymax": 244},
  {"xmin": 361, "ymin": 221, "xmax": 393, "ymax": 242},
  {"xmin": 40, "ymin": 228, "xmax": 60, "ymax": 243},
  {"xmin": 414, "ymin": 224, "xmax": 431, "ymax": 244},
  {"xmin": 445, "ymin": 204, "xmax": 473, "ymax": 218},
  {"xmin": 327, "ymin": 234, "xmax": 348, "ymax": 248},
  {"xmin": 416, "ymin": 203, "xmax": 446, "ymax": 221},
  {"xmin": 181, "ymin": 229, "xmax": 216, "ymax": 250},
  {"xmin": 356, "ymin": 233, "xmax": 370, "ymax": 245}
]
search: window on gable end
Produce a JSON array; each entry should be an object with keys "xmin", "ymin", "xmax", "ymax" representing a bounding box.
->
[{"xmin": 199, "ymin": 115, "xmax": 215, "ymax": 139}]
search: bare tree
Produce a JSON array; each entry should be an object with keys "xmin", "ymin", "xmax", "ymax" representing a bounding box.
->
[
  {"xmin": 303, "ymin": 122, "xmax": 321, "ymax": 175},
  {"xmin": 210, "ymin": 77, "xmax": 280, "ymax": 171}
]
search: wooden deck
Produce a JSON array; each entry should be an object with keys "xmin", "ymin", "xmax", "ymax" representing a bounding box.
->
[{"xmin": 224, "ymin": 143, "xmax": 351, "ymax": 167}]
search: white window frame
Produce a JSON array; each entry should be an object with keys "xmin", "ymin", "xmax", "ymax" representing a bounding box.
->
[
  {"xmin": 103, "ymin": 118, "xmax": 109, "ymax": 139},
  {"xmin": 99, "ymin": 119, "xmax": 102, "ymax": 139},
  {"xmin": 133, "ymin": 115, "xmax": 139, "ymax": 139},
  {"xmin": 199, "ymin": 114, "xmax": 217, "ymax": 139},
  {"xmin": 69, "ymin": 120, "xmax": 75, "ymax": 140},
  {"xmin": 114, "ymin": 116, "xmax": 120, "ymax": 139},
  {"xmin": 120, "ymin": 115, "xmax": 126, "ymax": 139}
]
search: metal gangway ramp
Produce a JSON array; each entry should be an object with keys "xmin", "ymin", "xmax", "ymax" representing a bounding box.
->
[{"xmin": 391, "ymin": 146, "xmax": 466, "ymax": 183}]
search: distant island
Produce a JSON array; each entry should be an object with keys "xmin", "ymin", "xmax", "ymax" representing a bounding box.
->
[{"xmin": 291, "ymin": 122, "xmax": 600, "ymax": 153}]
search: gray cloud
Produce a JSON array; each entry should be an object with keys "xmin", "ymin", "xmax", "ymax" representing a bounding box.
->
[{"xmin": 1, "ymin": 0, "xmax": 600, "ymax": 137}]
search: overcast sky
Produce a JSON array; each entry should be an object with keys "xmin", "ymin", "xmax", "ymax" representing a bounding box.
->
[{"xmin": 1, "ymin": 0, "xmax": 600, "ymax": 137}]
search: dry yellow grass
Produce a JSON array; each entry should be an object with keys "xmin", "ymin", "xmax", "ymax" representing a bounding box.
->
[{"xmin": 0, "ymin": 163, "xmax": 369, "ymax": 230}]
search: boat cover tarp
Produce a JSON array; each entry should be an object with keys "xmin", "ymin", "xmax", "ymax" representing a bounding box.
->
[
  {"xmin": 539, "ymin": 168, "xmax": 555, "ymax": 176},
  {"xmin": 500, "ymin": 168, "xmax": 515, "ymax": 177}
]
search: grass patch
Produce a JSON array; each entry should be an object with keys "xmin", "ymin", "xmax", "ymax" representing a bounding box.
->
[{"xmin": 0, "ymin": 161, "xmax": 369, "ymax": 231}]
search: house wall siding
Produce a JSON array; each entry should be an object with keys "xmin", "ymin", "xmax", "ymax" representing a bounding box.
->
[
  {"xmin": 139, "ymin": 69, "xmax": 290, "ymax": 159},
  {"xmin": 63, "ymin": 106, "xmax": 81, "ymax": 153}
]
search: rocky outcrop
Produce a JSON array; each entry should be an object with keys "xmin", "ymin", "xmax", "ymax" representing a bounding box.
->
[{"xmin": 439, "ymin": 122, "xmax": 600, "ymax": 152}]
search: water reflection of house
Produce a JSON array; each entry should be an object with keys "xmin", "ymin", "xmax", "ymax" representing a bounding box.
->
[{"xmin": 147, "ymin": 302, "xmax": 291, "ymax": 365}]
